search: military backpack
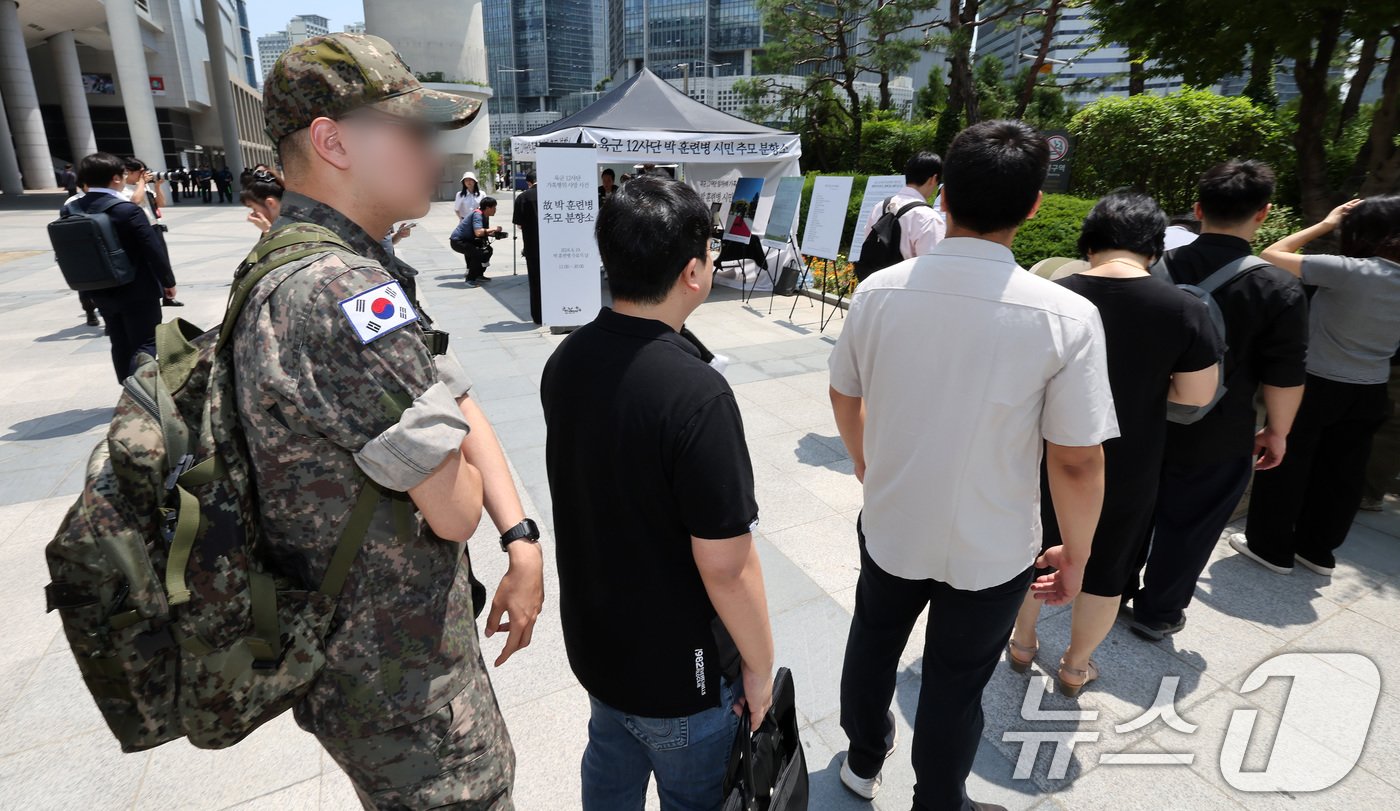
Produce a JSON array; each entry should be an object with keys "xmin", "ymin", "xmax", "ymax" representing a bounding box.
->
[{"xmin": 43, "ymin": 224, "xmax": 413, "ymax": 752}]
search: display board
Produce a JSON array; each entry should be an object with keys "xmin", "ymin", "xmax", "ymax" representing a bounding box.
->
[
  {"xmin": 762, "ymin": 176, "xmax": 805, "ymax": 249},
  {"xmin": 536, "ymin": 143, "xmax": 603, "ymax": 328},
  {"xmin": 847, "ymin": 175, "xmax": 906, "ymax": 262},
  {"xmin": 723, "ymin": 177, "xmax": 765, "ymax": 244},
  {"xmin": 801, "ymin": 176, "xmax": 854, "ymax": 261}
]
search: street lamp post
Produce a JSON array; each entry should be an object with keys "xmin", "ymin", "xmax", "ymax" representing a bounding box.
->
[
  {"xmin": 676, "ymin": 60, "xmax": 730, "ymax": 106},
  {"xmin": 495, "ymin": 66, "xmax": 530, "ymax": 276}
]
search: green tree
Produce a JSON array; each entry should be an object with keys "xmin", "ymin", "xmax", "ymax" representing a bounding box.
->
[
  {"xmin": 1087, "ymin": 0, "xmax": 1399, "ymax": 223},
  {"xmin": 974, "ymin": 55, "xmax": 1015, "ymax": 120},
  {"xmin": 913, "ymin": 66, "xmax": 947, "ymax": 121},
  {"xmin": 751, "ymin": 0, "xmax": 940, "ymax": 159},
  {"xmin": 1067, "ymin": 89, "xmax": 1290, "ymax": 213}
]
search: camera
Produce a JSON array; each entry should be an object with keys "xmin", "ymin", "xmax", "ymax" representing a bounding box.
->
[
  {"xmin": 153, "ymin": 170, "xmax": 187, "ymax": 182},
  {"xmin": 490, "ymin": 231, "xmax": 508, "ymax": 241}
]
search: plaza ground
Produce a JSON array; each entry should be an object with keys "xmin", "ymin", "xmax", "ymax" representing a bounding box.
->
[{"xmin": 1, "ymin": 193, "xmax": 1398, "ymax": 809}]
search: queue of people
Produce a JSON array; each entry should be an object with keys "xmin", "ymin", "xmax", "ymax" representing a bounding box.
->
[{"xmin": 46, "ymin": 30, "xmax": 1399, "ymax": 811}]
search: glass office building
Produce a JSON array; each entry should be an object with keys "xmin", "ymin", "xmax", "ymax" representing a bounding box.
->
[{"xmin": 484, "ymin": 0, "xmax": 602, "ymax": 148}]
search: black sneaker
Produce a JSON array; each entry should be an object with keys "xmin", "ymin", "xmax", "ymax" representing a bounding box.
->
[
  {"xmin": 162, "ymin": 298, "xmax": 185, "ymax": 307},
  {"xmin": 85, "ymin": 312, "xmax": 99, "ymax": 327},
  {"xmin": 1127, "ymin": 614, "xmax": 1186, "ymax": 641},
  {"xmin": 466, "ymin": 278, "xmax": 480, "ymax": 288},
  {"xmin": 476, "ymin": 275, "xmax": 492, "ymax": 283}
]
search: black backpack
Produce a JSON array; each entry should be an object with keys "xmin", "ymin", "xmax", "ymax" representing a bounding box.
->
[
  {"xmin": 854, "ymin": 197, "xmax": 930, "ymax": 281},
  {"xmin": 49, "ymin": 196, "xmax": 138, "ymax": 291},
  {"xmin": 1150, "ymin": 254, "xmax": 1269, "ymax": 424}
]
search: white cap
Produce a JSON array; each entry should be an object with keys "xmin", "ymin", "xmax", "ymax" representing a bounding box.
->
[{"xmin": 461, "ymin": 171, "xmax": 478, "ymax": 182}]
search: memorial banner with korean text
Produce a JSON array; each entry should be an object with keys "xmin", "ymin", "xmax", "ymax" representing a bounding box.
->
[{"xmin": 536, "ymin": 143, "xmax": 603, "ymax": 328}]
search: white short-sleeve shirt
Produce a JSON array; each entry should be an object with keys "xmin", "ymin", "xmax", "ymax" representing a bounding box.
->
[{"xmin": 829, "ymin": 237, "xmax": 1119, "ymax": 590}]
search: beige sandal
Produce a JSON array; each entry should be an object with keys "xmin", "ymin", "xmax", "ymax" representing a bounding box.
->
[
  {"xmin": 1006, "ymin": 639, "xmax": 1038, "ymax": 673},
  {"xmin": 1056, "ymin": 659, "xmax": 1099, "ymax": 697}
]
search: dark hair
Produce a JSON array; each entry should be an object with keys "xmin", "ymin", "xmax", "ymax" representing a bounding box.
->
[
  {"xmin": 1196, "ymin": 159, "xmax": 1274, "ymax": 224},
  {"xmin": 77, "ymin": 153, "xmax": 126, "ymax": 188},
  {"xmin": 904, "ymin": 151, "xmax": 942, "ymax": 186},
  {"xmin": 1168, "ymin": 211, "xmax": 1201, "ymax": 233},
  {"xmin": 526, "ymin": 172, "xmax": 537, "ymax": 183},
  {"xmin": 1077, "ymin": 191, "xmax": 1168, "ymax": 262},
  {"xmin": 121, "ymin": 156, "xmax": 145, "ymax": 173},
  {"xmin": 595, "ymin": 174, "xmax": 711, "ymax": 305},
  {"xmin": 602, "ymin": 168, "xmax": 615, "ymax": 179},
  {"xmin": 478, "ymin": 196, "xmax": 498, "ymax": 209},
  {"xmin": 239, "ymin": 169, "xmax": 285, "ymax": 205},
  {"xmin": 460, "ymin": 175, "xmax": 478, "ymax": 194},
  {"xmin": 1339, "ymin": 195, "xmax": 1400, "ymax": 263},
  {"xmin": 942, "ymin": 120, "xmax": 1049, "ymax": 234}
]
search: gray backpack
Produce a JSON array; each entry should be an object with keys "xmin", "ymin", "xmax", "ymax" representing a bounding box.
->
[{"xmin": 1150, "ymin": 254, "xmax": 1269, "ymax": 424}]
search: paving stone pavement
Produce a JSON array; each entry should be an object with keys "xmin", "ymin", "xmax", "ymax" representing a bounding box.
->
[{"xmin": 1, "ymin": 194, "xmax": 1397, "ymax": 810}]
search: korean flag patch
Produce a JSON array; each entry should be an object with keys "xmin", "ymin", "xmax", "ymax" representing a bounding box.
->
[{"xmin": 339, "ymin": 280, "xmax": 419, "ymax": 344}]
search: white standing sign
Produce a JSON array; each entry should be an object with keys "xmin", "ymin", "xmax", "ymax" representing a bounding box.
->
[
  {"xmin": 536, "ymin": 143, "xmax": 603, "ymax": 328},
  {"xmin": 847, "ymin": 175, "xmax": 906, "ymax": 262},
  {"xmin": 801, "ymin": 175, "xmax": 854, "ymax": 261}
]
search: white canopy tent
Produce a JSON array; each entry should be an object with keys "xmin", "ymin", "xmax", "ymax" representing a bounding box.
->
[{"xmin": 511, "ymin": 68, "xmax": 804, "ymax": 288}]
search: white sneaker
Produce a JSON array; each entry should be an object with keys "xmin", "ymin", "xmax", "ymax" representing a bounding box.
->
[
  {"xmin": 840, "ymin": 756, "xmax": 881, "ymax": 800},
  {"xmin": 1295, "ymin": 554, "xmax": 1335, "ymax": 576},
  {"xmin": 1228, "ymin": 533, "xmax": 1292, "ymax": 575}
]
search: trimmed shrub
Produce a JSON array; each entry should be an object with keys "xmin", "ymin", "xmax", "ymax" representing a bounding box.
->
[
  {"xmin": 1068, "ymin": 89, "xmax": 1290, "ymax": 214},
  {"xmin": 1011, "ymin": 194, "xmax": 1098, "ymax": 268}
]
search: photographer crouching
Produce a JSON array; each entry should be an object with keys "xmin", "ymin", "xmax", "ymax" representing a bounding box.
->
[{"xmin": 451, "ymin": 195, "xmax": 507, "ymax": 287}]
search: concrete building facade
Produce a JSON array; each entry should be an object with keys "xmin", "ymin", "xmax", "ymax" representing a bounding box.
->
[
  {"xmin": 0, "ymin": 0, "xmax": 271, "ymax": 194},
  {"xmin": 365, "ymin": 0, "xmax": 495, "ymax": 198}
]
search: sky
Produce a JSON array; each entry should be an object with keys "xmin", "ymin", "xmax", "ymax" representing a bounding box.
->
[{"xmin": 244, "ymin": 0, "xmax": 367, "ymax": 77}]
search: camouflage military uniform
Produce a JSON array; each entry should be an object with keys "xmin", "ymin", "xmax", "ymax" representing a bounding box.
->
[{"xmin": 243, "ymin": 33, "xmax": 511, "ymax": 810}]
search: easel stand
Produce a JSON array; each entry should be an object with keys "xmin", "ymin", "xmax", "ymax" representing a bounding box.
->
[
  {"xmin": 741, "ymin": 243, "xmax": 778, "ymax": 312},
  {"xmin": 784, "ymin": 232, "xmax": 816, "ymax": 322}
]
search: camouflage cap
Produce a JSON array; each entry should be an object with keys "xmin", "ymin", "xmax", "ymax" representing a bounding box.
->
[{"xmin": 264, "ymin": 33, "xmax": 480, "ymax": 144}]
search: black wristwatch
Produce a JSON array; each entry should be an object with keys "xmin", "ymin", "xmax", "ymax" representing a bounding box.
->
[{"xmin": 499, "ymin": 518, "xmax": 541, "ymax": 552}]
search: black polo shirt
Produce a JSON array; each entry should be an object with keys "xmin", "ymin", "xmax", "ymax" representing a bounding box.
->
[
  {"xmin": 541, "ymin": 308, "xmax": 759, "ymax": 718},
  {"xmin": 1161, "ymin": 233, "xmax": 1309, "ymax": 465}
]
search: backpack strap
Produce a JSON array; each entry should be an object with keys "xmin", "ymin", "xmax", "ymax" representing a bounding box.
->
[
  {"xmin": 317, "ymin": 389, "xmax": 418, "ymax": 599},
  {"xmin": 893, "ymin": 200, "xmax": 931, "ymax": 219},
  {"xmin": 1197, "ymin": 255, "xmax": 1271, "ymax": 294},
  {"xmin": 214, "ymin": 224, "xmax": 357, "ymax": 353}
]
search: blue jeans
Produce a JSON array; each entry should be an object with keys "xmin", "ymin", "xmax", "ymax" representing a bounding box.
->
[{"xmin": 581, "ymin": 680, "xmax": 739, "ymax": 811}]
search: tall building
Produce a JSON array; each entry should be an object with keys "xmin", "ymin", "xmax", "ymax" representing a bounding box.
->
[
  {"xmin": 483, "ymin": 0, "xmax": 605, "ymax": 154},
  {"xmin": 235, "ymin": 0, "xmax": 258, "ymax": 86},
  {"xmin": 343, "ymin": 21, "xmax": 366, "ymax": 35},
  {"xmin": 975, "ymin": 4, "xmax": 1183, "ymax": 104},
  {"xmin": 364, "ymin": 0, "xmax": 494, "ymax": 198},
  {"xmin": 1, "ymin": 0, "xmax": 272, "ymax": 193},
  {"xmin": 607, "ymin": 0, "xmax": 917, "ymax": 117},
  {"xmin": 256, "ymin": 14, "xmax": 330, "ymax": 86},
  {"xmin": 613, "ymin": 0, "xmax": 760, "ymax": 83}
]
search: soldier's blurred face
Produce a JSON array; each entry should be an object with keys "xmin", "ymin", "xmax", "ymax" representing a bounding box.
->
[{"xmin": 339, "ymin": 111, "xmax": 443, "ymax": 219}]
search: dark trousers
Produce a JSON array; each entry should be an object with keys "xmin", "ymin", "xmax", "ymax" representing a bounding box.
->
[
  {"xmin": 1245, "ymin": 374, "xmax": 1389, "ymax": 568},
  {"xmin": 98, "ymin": 296, "xmax": 162, "ymax": 382},
  {"xmin": 841, "ymin": 524, "xmax": 1033, "ymax": 811},
  {"xmin": 465, "ymin": 250, "xmax": 489, "ymax": 281},
  {"xmin": 1131, "ymin": 455, "xmax": 1253, "ymax": 625},
  {"xmin": 524, "ymin": 251, "xmax": 541, "ymax": 324},
  {"xmin": 1363, "ymin": 365, "xmax": 1400, "ymax": 501}
]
